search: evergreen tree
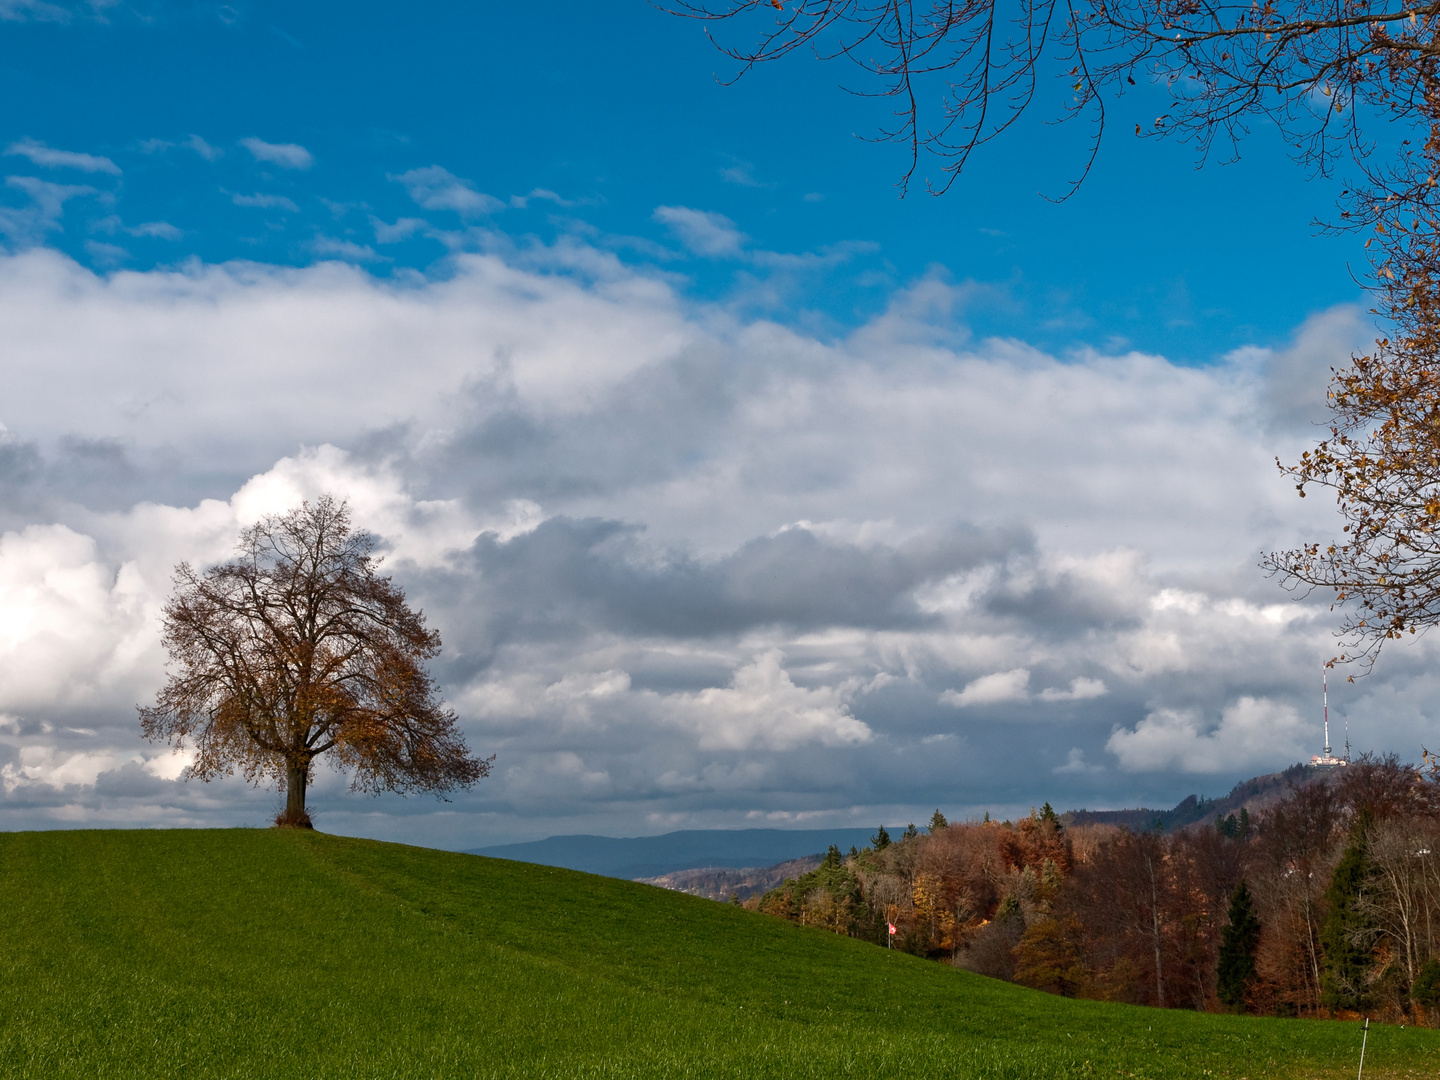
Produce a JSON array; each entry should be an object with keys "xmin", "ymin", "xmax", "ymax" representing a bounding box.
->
[
  {"xmin": 871, "ymin": 825, "xmax": 891, "ymax": 850},
  {"xmin": 1216, "ymin": 880, "xmax": 1261, "ymax": 1011},
  {"xmin": 927, "ymin": 809, "xmax": 948, "ymax": 833},
  {"xmin": 1413, "ymin": 958, "xmax": 1440, "ymax": 1008},
  {"xmin": 901, "ymin": 823, "xmax": 919, "ymax": 841},
  {"xmin": 1320, "ymin": 819, "xmax": 1377, "ymax": 1012},
  {"xmin": 1039, "ymin": 802, "xmax": 1062, "ymax": 831}
]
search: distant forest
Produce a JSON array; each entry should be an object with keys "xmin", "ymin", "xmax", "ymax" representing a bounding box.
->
[{"xmin": 744, "ymin": 754, "xmax": 1440, "ymax": 1021}]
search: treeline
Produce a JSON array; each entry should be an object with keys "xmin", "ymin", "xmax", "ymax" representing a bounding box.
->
[{"xmin": 745, "ymin": 754, "xmax": 1440, "ymax": 1020}]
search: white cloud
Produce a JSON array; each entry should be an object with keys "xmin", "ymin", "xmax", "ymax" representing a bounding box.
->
[
  {"xmin": 0, "ymin": 524, "xmax": 156, "ymax": 711},
  {"xmin": 1106, "ymin": 696, "xmax": 1311, "ymax": 774},
  {"xmin": 0, "ymin": 176, "xmax": 94, "ymax": 243},
  {"xmin": 231, "ymin": 192, "xmax": 299, "ymax": 211},
  {"xmin": 1039, "ymin": 677, "xmax": 1107, "ymax": 702},
  {"xmin": 940, "ymin": 668, "xmax": 1031, "ymax": 707},
  {"xmin": 5, "ymin": 138, "xmax": 119, "ymax": 174},
  {"xmin": 239, "ymin": 137, "xmax": 313, "ymax": 170},
  {"xmin": 127, "ymin": 221, "xmax": 182, "ymax": 240},
  {"xmin": 311, "ymin": 236, "xmax": 382, "ymax": 262},
  {"xmin": 509, "ymin": 188, "xmax": 574, "ymax": 209},
  {"xmin": 0, "ymin": 229, "xmax": 1405, "ymax": 840},
  {"xmin": 187, "ymin": 135, "xmax": 222, "ymax": 162},
  {"xmin": 666, "ymin": 651, "xmax": 872, "ymax": 751},
  {"xmin": 719, "ymin": 161, "xmax": 766, "ymax": 188},
  {"xmin": 2, "ymin": 747, "xmax": 137, "ymax": 792},
  {"xmin": 371, "ymin": 215, "xmax": 427, "ymax": 243},
  {"xmin": 653, "ymin": 205, "xmax": 746, "ymax": 257},
  {"xmin": 393, "ymin": 166, "xmax": 503, "ymax": 216}
]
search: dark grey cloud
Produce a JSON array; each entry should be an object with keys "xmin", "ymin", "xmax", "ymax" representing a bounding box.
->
[{"xmin": 429, "ymin": 517, "xmax": 1029, "ymax": 668}]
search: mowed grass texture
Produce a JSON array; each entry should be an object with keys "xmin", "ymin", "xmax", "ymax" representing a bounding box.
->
[{"xmin": 0, "ymin": 831, "xmax": 1435, "ymax": 1079}]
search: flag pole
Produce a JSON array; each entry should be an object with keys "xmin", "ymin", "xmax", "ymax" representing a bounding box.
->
[{"xmin": 1357, "ymin": 1017, "xmax": 1369, "ymax": 1080}]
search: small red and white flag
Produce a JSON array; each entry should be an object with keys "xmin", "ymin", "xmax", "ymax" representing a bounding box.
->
[{"xmin": 887, "ymin": 922, "xmax": 897, "ymax": 935}]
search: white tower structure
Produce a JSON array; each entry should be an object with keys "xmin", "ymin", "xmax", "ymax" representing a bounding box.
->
[{"xmin": 1311, "ymin": 666, "xmax": 1349, "ymax": 770}]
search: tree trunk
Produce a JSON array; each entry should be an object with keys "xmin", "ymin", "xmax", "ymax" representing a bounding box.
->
[
  {"xmin": 1148, "ymin": 850, "xmax": 1165, "ymax": 1008},
  {"xmin": 281, "ymin": 762, "xmax": 312, "ymax": 827}
]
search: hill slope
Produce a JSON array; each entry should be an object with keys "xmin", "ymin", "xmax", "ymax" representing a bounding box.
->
[{"xmin": 0, "ymin": 830, "xmax": 1433, "ymax": 1079}]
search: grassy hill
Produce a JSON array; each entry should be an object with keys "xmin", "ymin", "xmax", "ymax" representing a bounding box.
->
[{"xmin": 0, "ymin": 830, "xmax": 1434, "ymax": 1079}]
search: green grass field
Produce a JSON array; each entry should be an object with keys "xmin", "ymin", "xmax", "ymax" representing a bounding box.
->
[{"xmin": 0, "ymin": 829, "xmax": 1434, "ymax": 1079}]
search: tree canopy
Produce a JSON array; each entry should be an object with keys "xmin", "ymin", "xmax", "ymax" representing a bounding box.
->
[{"xmin": 139, "ymin": 496, "xmax": 490, "ymax": 826}]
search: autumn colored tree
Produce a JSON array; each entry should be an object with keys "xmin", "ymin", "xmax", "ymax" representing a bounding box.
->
[
  {"xmin": 1075, "ymin": 830, "xmax": 1173, "ymax": 1006},
  {"xmin": 1252, "ymin": 781, "xmax": 1342, "ymax": 1014},
  {"xmin": 1264, "ymin": 111, "xmax": 1440, "ymax": 667},
  {"xmin": 1013, "ymin": 913, "xmax": 1087, "ymax": 997},
  {"xmin": 139, "ymin": 496, "xmax": 491, "ymax": 827}
]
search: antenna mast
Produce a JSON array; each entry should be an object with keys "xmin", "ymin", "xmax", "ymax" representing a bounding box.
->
[
  {"xmin": 1311, "ymin": 663, "xmax": 1348, "ymax": 770},
  {"xmin": 1323, "ymin": 666, "xmax": 1331, "ymax": 757}
]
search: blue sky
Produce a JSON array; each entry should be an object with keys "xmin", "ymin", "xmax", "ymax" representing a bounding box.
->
[
  {"xmin": 4, "ymin": 0, "xmax": 1363, "ymax": 359},
  {"xmin": 0, "ymin": 1, "xmax": 1421, "ymax": 848}
]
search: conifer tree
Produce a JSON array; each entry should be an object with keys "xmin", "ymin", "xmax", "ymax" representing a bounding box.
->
[
  {"xmin": 871, "ymin": 825, "xmax": 891, "ymax": 851},
  {"xmin": 1320, "ymin": 820, "xmax": 1377, "ymax": 1012},
  {"xmin": 1216, "ymin": 881, "xmax": 1262, "ymax": 1011},
  {"xmin": 928, "ymin": 809, "xmax": 948, "ymax": 834}
]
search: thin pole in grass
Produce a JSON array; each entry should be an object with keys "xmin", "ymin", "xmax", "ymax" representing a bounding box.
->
[{"xmin": 1357, "ymin": 1017, "xmax": 1369, "ymax": 1079}]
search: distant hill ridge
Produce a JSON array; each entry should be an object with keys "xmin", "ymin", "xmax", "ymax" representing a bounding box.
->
[
  {"xmin": 1066, "ymin": 763, "xmax": 1319, "ymax": 834},
  {"xmin": 473, "ymin": 765, "xmax": 1325, "ymax": 884}
]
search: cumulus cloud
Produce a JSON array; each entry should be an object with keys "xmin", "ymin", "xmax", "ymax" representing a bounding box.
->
[
  {"xmin": 5, "ymin": 138, "xmax": 120, "ymax": 174},
  {"xmin": 653, "ymin": 205, "xmax": 746, "ymax": 257},
  {"xmin": 1106, "ymin": 696, "xmax": 1311, "ymax": 774},
  {"xmin": 941, "ymin": 671, "xmax": 1104, "ymax": 707},
  {"xmin": 1040, "ymin": 677, "xmax": 1108, "ymax": 702},
  {"xmin": 0, "ymin": 524, "xmax": 155, "ymax": 711},
  {"xmin": 394, "ymin": 166, "xmax": 504, "ymax": 216},
  {"xmin": 239, "ymin": 137, "xmax": 313, "ymax": 170},
  {"xmin": 0, "ymin": 231, "xmax": 1408, "ymax": 844},
  {"xmin": 941, "ymin": 669, "xmax": 1031, "ymax": 708},
  {"xmin": 665, "ymin": 650, "xmax": 872, "ymax": 751}
]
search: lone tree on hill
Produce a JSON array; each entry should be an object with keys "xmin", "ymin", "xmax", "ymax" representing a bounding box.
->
[{"xmin": 140, "ymin": 496, "xmax": 491, "ymax": 827}]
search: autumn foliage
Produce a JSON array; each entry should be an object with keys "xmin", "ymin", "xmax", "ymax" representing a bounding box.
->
[
  {"xmin": 139, "ymin": 496, "xmax": 490, "ymax": 826},
  {"xmin": 751, "ymin": 759, "xmax": 1440, "ymax": 1020}
]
